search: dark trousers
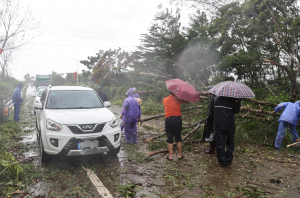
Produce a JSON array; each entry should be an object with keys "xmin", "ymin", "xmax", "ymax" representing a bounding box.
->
[
  {"xmin": 14, "ymin": 104, "xmax": 20, "ymax": 122},
  {"xmin": 215, "ymin": 129, "xmax": 235, "ymax": 166},
  {"xmin": 165, "ymin": 116, "xmax": 182, "ymax": 143}
]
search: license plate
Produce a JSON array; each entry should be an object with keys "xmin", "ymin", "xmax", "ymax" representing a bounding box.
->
[{"xmin": 78, "ymin": 142, "xmax": 91, "ymax": 150}]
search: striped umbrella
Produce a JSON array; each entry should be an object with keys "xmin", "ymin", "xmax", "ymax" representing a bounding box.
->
[{"xmin": 208, "ymin": 81, "xmax": 255, "ymax": 98}]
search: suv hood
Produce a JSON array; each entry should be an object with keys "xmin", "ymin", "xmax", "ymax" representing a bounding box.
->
[{"xmin": 45, "ymin": 108, "xmax": 114, "ymax": 125}]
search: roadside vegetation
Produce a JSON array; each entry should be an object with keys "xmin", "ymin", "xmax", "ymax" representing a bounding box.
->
[{"xmin": 0, "ymin": 86, "xmax": 40, "ymax": 197}]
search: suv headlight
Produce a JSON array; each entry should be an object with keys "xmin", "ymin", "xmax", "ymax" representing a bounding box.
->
[
  {"xmin": 46, "ymin": 119, "xmax": 63, "ymax": 131},
  {"xmin": 109, "ymin": 116, "xmax": 118, "ymax": 128}
]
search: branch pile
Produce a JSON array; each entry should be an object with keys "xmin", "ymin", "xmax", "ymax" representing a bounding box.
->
[{"xmin": 145, "ymin": 120, "xmax": 205, "ymax": 159}]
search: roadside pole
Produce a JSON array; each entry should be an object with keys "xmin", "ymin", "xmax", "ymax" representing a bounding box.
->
[{"xmin": 2, "ymin": 100, "xmax": 5, "ymax": 123}]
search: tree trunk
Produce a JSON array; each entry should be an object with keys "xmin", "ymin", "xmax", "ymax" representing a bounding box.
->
[{"xmin": 264, "ymin": 60, "xmax": 297, "ymax": 101}]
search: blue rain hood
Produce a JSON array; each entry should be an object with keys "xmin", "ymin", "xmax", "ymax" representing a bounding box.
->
[
  {"xmin": 18, "ymin": 82, "xmax": 23, "ymax": 88},
  {"xmin": 126, "ymin": 88, "xmax": 134, "ymax": 97},
  {"xmin": 275, "ymin": 102, "xmax": 300, "ymax": 125}
]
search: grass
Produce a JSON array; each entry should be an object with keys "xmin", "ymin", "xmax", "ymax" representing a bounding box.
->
[
  {"xmin": 148, "ymin": 141, "xmax": 167, "ymax": 151},
  {"xmin": 122, "ymin": 144, "xmax": 146, "ymax": 163},
  {"xmin": 118, "ymin": 182, "xmax": 136, "ymax": 198}
]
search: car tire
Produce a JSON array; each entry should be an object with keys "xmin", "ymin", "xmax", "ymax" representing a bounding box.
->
[
  {"xmin": 107, "ymin": 145, "xmax": 121, "ymax": 156},
  {"xmin": 36, "ymin": 119, "xmax": 40, "ymax": 141},
  {"xmin": 40, "ymin": 135, "xmax": 52, "ymax": 163}
]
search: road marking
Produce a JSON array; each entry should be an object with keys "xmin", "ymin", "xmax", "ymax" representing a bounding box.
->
[{"xmin": 82, "ymin": 165, "xmax": 113, "ymax": 198}]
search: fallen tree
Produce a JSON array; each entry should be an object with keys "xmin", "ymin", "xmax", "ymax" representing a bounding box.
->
[{"xmin": 138, "ymin": 105, "xmax": 203, "ymax": 124}]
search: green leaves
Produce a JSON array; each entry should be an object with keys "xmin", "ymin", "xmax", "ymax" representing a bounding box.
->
[{"xmin": 0, "ymin": 152, "xmax": 23, "ymax": 179}]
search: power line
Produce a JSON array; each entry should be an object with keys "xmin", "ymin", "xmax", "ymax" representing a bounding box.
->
[
  {"xmin": 43, "ymin": 31, "xmax": 139, "ymax": 39},
  {"xmin": 42, "ymin": 27, "xmax": 142, "ymax": 35},
  {"xmin": 32, "ymin": 42, "xmax": 138, "ymax": 48}
]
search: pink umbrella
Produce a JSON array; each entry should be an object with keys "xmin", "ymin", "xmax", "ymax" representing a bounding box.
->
[{"xmin": 165, "ymin": 79, "xmax": 201, "ymax": 103}]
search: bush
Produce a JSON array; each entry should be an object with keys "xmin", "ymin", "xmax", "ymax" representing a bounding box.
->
[{"xmin": 0, "ymin": 82, "xmax": 14, "ymax": 100}]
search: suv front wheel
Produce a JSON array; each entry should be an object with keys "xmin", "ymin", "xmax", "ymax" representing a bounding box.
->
[
  {"xmin": 40, "ymin": 136, "xmax": 52, "ymax": 163},
  {"xmin": 107, "ymin": 145, "xmax": 121, "ymax": 156}
]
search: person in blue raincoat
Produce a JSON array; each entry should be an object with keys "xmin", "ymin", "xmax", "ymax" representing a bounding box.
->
[
  {"xmin": 120, "ymin": 88, "xmax": 141, "ymax": 144},
  {"xmin": 133, "ymin": 87, "xmax": 140, "ymax": 98},
  {"xmin": 12, "ymin": 82, "xmax": 24, "ymax": 122},
  {"xmin": 273, "ymin": 101, "xmax": 300, "ymax": 149}
]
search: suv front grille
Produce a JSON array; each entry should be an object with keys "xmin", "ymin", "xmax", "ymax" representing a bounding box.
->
[
  {"xmin": 94, "ymin": 124, "xmax": 105, "ymax": 132},
  {"xmin": 68, "ymin": 126, "xmax": 82, "ymax": 133},
  {"xmin": 68, "ymin": 123, "xmax": 106, "ymax": 134}
]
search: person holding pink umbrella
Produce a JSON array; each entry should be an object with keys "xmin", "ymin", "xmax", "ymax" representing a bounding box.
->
[
  {"xmin": 163, "ymin": 79, "xmax": 200, "ymax": 161},
  {"xmin": 163, "ymin": 90, "xmax": 187, "ymax": 161}
]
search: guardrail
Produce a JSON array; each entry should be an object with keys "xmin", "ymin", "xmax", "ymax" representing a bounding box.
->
[{"xmin": 0, "ymin": 84, "xmax": 28, "ymax": 124}]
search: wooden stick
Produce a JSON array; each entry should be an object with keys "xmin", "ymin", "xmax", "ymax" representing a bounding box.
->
[
  {"xmin": 182, "ymin": 139, "xmax": 203, "ymax": 145},
  {"xmin": 240, "ymin": 107, "xmax": 281, "ymax": 116},
  {"xmin": 144, "ymin": 133, "xmax": 165, "ymax": 142},
  {"xmin": 143, "ymin": 120, "xmax": 203, "ymax": 142},
  {"xmin": 182, "ymin": 120, "xmax": 203, "ymax": 129},
  {"xmin": 287, "ymin": 142, "xmax": 300, "ymax": 147},
  {"xmin": 182, "ymin": 111, "xmax": 202, "ymax": 118},
  {"xmin": 246, "ymin": 182, "xmax": 279, "ymax": 190},
  {"xmin": 145, "ymin": 120, "xmax": 204, "ymax": 159},
  {"xmin": 139, "ymin": 105, "xmax": 203, "ymax": 124},
  {"xmin": 139, "ymin": 114, "xmax": 165, "ymax": 125},
  {"xmin": 182, "ymin": 120, "xmax": 204, "ymax": 140},
  {"xmin": 136, "ymin": 90, "xmax": 161, "ymax": 95},
  {"xmin": 244, "ymin": 98, "xmax": 277, "ymax": 107}
]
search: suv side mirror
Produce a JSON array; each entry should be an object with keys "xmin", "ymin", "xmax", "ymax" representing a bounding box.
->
[
  {"xmin": 103, "ymin": 101, "xmax": 111, "ymax": 107},
  {"xmin": 35, "ymin": 101, "xmax": 43, "ymax": 110}
]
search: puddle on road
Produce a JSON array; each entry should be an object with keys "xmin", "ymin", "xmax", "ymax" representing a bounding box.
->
[
  {"xmin": 30, "ymin": 181, "xmax": 50, "ymax": 197},
  {"xmin": 21, "ymin": 130, "xmax": 37, "ymax": 143}
]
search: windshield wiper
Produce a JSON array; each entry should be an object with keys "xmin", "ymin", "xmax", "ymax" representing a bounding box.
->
[{"xmin": 77, "ymin": 107, "xmax": 93, "ymax": 109}]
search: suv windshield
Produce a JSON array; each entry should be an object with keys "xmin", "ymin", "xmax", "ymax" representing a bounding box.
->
[
  {"xmin": 46, "ymin": 90, "xmax": 103, "ymax": 109},
  {"xmin": 38, "ymin": 89, "xmax": 45, "ymax": 97}
]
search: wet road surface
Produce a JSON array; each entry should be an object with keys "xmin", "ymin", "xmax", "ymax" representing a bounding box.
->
[{"xmin": 12, "ymin": 85, "xmax": 300, "ymax": 197}]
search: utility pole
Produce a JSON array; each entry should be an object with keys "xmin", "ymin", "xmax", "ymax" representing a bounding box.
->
[
  {"xmin": 72, "ymin": 58, "xmax": 79, "ymax": 86},
  {"xmin": 23, "ymin": 66, "xmax": 27, "ymax": 81}
]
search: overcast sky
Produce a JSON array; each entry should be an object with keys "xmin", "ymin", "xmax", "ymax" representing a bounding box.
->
[{"xmin": 9, "ymin": 0, "xmax": 190, "ymax": 81}]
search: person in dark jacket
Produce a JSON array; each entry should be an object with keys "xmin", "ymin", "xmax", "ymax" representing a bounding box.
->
[
  {"xmin": 214, "ymin": 96, "xmax": 241, "ymax": 167},
  {"xmin": 12, "ymin": 82, "xmax": 24, "ymax": 122},
  {"xmin": 97, "ymin": 86, "xmax": 109, "ymax": 102},
  {"xmin": 201, "ymin": 91, "xmax": 217, "ymax": 154}
]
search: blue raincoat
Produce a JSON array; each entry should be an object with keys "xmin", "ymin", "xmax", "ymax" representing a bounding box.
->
[
  {"xmin": 133, "ymin": 87, "xmax": 140, "ymax": 98},
  {"xmin": 12, "ymin": 82, "xmax": 24, "ymax": 105},
  {"xmin": 12, "ymin": 82, "xmax": 23, "ymax": 122},
  {"xmin": 121, "ymin": 88, "xmax": 140, "ymax": 143},
  {"xmin": 274, "ymin": 101, "xmax": 300, "ymax": 149},
  {"xmin": 275, "ymin": 101, "xmax": 300, "ymax": 126}
]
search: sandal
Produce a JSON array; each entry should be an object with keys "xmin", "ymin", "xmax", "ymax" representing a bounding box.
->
[
  {"xmin": 178, "ymin": 155, "xmax": 185, "ymax": 160},
  {"xmin": 166, "ymin": 155, "xmax": 173, "ymax": 161}
]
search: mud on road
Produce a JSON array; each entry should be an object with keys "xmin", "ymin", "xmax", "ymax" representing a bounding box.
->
[{"xmin": 3, "ymin": 85, "xmax": 300, "ymax": 197}]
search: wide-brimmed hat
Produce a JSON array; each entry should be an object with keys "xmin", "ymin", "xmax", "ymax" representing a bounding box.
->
[{"xmin": 135, "ymin": 98, "xmax": 142, "ymax": 105}]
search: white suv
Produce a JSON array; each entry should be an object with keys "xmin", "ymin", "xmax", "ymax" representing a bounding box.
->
[{"xmin": 35, "ymin": 86, "xmax": 121, "ymax": 162}]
